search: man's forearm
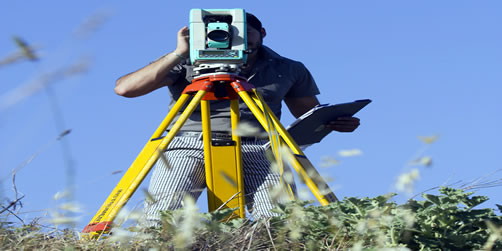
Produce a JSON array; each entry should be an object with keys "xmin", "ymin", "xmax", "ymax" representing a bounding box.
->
[
  {"xmin": 114, "ymin": 51, "xmax": 185, "ymax": 97},
  {"xmin": 284, "ymin": 96, "xmax": 320, "ymax": 118}
]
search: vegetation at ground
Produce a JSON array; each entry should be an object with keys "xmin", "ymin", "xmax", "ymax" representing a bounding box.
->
[{"xmin": 1, "ymin": 187, "xmax": 501, "ymax": 250}]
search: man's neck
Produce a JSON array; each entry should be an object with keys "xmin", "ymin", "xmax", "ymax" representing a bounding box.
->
[{"xmin": 242, "ymin": 47, "xmax": 260, "ymax": 73}]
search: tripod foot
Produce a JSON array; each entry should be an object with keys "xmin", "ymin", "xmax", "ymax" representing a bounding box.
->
[{"xmin": 82, "ymin": 221, "xmax": 112, "ymax": 234}]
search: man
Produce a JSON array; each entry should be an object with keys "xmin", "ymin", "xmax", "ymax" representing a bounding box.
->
[{"xmin": 114, "ymin": 13, "xmax": 360, "ymax": 224}]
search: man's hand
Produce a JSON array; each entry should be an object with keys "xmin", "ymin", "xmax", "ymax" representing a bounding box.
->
[
  {"xmin": 174, "ymin": 26, "xmax": 190, "ymax": 58},
  {"xmin": 114, "ymin": 26, "xmax": 191, "ymax": 97},
  {"xmin": 326, "ymin": 117, "xmax": 360, "ymax": 132}
]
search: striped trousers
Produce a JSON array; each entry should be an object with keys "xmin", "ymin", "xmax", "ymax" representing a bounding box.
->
[{"xmin": 143, "ymin": 135, "xmax": 288, "ymax": 225}]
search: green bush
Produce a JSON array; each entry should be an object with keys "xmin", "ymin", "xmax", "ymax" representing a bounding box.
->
[
  {"xmin": 148, "ymin": 187, "xmax": 502, "ymax": 250},
  {"xmin": 1, "ymin": 187, "xmax": 501, "ymax": 250}
]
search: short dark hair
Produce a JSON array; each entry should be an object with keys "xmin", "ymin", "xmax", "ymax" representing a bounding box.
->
[{"xmin": 246, "ymin": 12, "xmax": 262, "ymax": 31}]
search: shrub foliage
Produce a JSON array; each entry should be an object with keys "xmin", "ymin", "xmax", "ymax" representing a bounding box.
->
[{"xmin": 1, "ymin": 187, "xmax": 501, "ymax": 250}]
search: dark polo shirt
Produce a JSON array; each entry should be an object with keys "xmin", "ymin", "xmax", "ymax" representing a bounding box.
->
[{"xmin": 165, "ymin": 46, "xmax": 320, "ymax": 132}]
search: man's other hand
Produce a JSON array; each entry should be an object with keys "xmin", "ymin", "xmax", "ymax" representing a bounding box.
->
[{"xmin": 326, "ymin": 117, "xmax": 360, "ymax": 132}]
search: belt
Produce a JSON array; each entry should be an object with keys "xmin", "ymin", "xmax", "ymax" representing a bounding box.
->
[{"xmin": 175, "ymin": 131, "xmax": 267, "ymax": 141}]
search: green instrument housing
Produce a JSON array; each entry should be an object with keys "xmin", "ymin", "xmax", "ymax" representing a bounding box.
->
[{"xmin": 189, "ymin": 9, "xmax": 248, "ymax": 66}]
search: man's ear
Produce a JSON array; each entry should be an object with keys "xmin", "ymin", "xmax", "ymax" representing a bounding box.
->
[{"xmin": 260, "ymin": 28, "xmax": 267, "ymax": 39}]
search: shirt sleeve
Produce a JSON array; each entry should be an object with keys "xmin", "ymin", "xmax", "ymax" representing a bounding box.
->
[
  {"xmin": 285, "ymin": 61, "xmax": 320, "ymax": 98},
  {"xmin": 165, "ymin": 63, "xmax": 186, "ymax": 85}
]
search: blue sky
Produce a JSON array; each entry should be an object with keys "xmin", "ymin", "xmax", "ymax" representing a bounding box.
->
[{"xmin": 1, "ymin": 1, "xmax": 501, "ymax": 229}]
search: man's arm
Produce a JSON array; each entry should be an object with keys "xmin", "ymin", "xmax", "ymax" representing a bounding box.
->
[
  {"xmin": 284, "ymin": 96, "xmax": 320, "ymax": 118},
  {"xmin": 114, "ymin": 27, "xmax": 189, "ymax": 98},
  {"xmin": 284, "ymin": 96, "xmax": 360, "ymax": 133}
]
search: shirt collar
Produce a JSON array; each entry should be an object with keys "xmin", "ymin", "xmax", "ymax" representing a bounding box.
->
[{"xmin": 258, "ymin": 45, "xmax": 283, "ymax": 61}]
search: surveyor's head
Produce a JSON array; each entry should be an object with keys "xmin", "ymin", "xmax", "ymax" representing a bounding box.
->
[{"xmin": 246, "ymin": 12, "xmax": 266, "ymax": 52}]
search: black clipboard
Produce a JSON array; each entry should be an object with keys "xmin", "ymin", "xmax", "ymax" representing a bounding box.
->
[{"xmin": 285, "ymin": 99, "xmax": 371, "ymax": 147}]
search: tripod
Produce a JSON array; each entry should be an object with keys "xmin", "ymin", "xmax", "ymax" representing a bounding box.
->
[{"xmin": 82, "ymin": 70, "xmax": 338, "ymax": 239}]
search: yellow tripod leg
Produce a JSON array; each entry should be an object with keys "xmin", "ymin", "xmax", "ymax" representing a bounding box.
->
[
  {"xmin": 251, "ymin": 90, "xmax": 338, "ymax": 203},
  {"xmin": 83, "ymin": 91, "xmax": 206, "ymax": 239},
  {"xmin": 230, "ymin": 99, "xmax": 246, "ymax": 218},
  {"xmin": 253, "ymin": 94, "xmax": 295, "ymax": 200},
  {"xmin": 238, "ymin": 91, "xmax": 295, "ymax": 200},
  {"xmin": 238, "ymin": 90, "xmax": 338, "ymax": 205},
  {"xmin": 203, "ymin": 99, "xmax": 245, "ymax": 218}
]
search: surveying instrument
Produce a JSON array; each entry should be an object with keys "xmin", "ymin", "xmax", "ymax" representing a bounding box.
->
[{"xmin": 82, "ymin": 9, "xmax": 338, "ymax": 239}]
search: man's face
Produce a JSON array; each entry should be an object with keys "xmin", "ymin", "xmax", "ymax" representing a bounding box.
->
[{"xmin": 247, "ymin": 25, "xmax": 263, "ymax": 52}]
